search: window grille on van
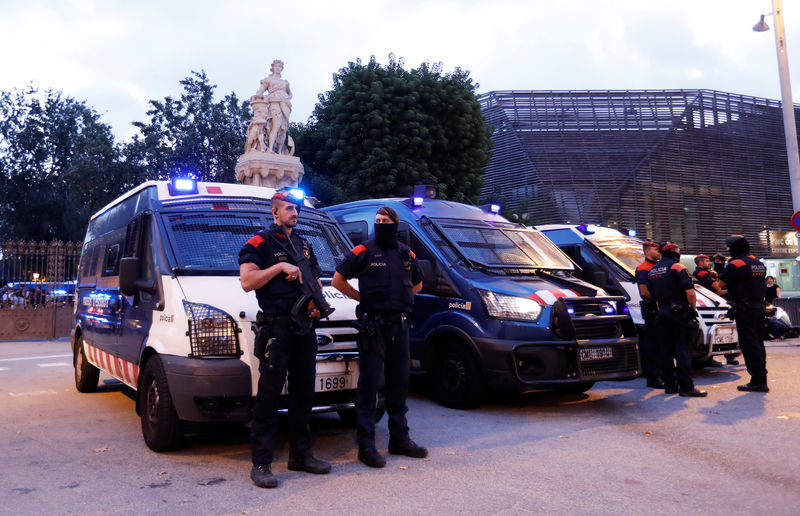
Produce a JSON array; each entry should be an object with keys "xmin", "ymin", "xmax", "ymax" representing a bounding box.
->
[
  {"xmin": 183, "ymin": 301, "xmax": 242, "ymax": 357},
  {"xmin": 167, "ymin": 214, "xmax": 263, "ymax": 271},
  {"xmin": 164, "ymin": 212, "xmax": 349, "ymax": 275}
]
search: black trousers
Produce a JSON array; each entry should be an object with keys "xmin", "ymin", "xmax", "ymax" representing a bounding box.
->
[
  {"xmin": 356, "ymin": 315, "xmax": 410, "ymax": 449},
  {"xmin": 639, "ymin": 317, "xmax": 662, "ymax": 379},
  {"xmin": 735, "ymin": 307, "xmax": 768, "ymax": 385},
  {"xmin": 655, "ymin": 310, "xmax": 694, "ymax": 391},
  {"xmin": 251, "ymin": 321, "xmax": 317, "ymax": 466}
]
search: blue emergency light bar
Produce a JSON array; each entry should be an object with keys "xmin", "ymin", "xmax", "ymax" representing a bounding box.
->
[
  {"xmin": 168, "ymin": 177, "xmax": 198, "ymax": 196},
  {"xmin": 412, "ymin": 197, "xmax": 424, "ymax": 207},
  {"xmin": 288, "ymin": 188, "xmax": 305, "ymax": 201},
  {"xmin": 480, "ymin": 203, "xmax": 501, "ymax": 214},
  {"xmin": 578, "ymin": 224, "xmax": 597, "ymax": 234},
  {"xmin": 627, "ymin": 229, "xmax": 637, "ymax": 237}
]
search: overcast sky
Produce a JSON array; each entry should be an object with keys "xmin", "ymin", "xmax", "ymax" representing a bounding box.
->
[{"xmin": 2, "ymin": 0, "xmax": 798, "ymax": 142}]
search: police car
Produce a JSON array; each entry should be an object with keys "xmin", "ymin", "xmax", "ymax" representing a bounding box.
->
[
  {"xmin": 537, "ymin": 224, "xmax": 740, "ymax": 364},
  {"xmin": 325, "ymin": 188, "xmax": 641, "ymax": 409},
  {"xmin": 71, "ymin": 178, "xmax": 362, "ymax": 451}
]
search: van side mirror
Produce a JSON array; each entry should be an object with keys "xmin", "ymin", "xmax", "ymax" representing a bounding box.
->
[
  {"xmin": 417, "ymin": 259, "xmax": 436, "ymax": 290},
  {"xmin": 398, "ymin": 221, "xmax": 410, "ymax": 246},
  {"xmin": 119, "ymin": 257, "xmax": 156, "ymax": 296},
  {"xmin": 591, "ymin": 270, "xmax": 609, "ymax": 289}
]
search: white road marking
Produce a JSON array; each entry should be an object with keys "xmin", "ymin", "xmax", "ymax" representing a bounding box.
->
[
  {"xmin": 8, "ymin": 390, "xmax": 58, "ymax": 397},
  {"xmin": 0, "ymin": 353, "xmax": 72, "ymax": 363},
  {"xmin": 37, "ymin": 362, "xmax": 70, "ymax": 368}
]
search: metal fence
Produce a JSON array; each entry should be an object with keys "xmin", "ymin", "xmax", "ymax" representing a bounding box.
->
[{"xmin": 0, "ymin": 240, "xmax": 82, "ymax": 340}]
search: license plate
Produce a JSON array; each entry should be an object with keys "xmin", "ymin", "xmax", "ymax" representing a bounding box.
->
[
  {"xmin": 580, "ymin": 346, "xmax": 613, "ymax": 361},
  {"xmin": 317, "ymin": 373, "xmax": 351, "ymax": 392},
  {"xmin": 714, "ymin": 334, "xmax": 735, "ymax": 344}
]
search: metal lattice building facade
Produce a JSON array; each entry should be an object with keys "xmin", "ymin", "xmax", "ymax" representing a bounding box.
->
[{"xmin": 479, "ymin": 89, "xmax": 798, "ymax": 255}]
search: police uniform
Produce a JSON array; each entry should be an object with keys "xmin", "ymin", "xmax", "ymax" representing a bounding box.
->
[
  {"xmin": 647, "ymin": 244, "xmax": 705, "ymax": 396},
  {"xmin": 719, "ymin": 236, "xmax": 768, "ymax": 391},
  {"xmin": 238, "ymin": 223, "xmax": 322, "ymax": 473},
  {"xmin": 635, "ymin": 253, "xmax": 662, "ymax": 387},
  {"xmin": 336, "ymin": 236, "xmax": 424, "ymax": 461},
  {"xmin": 693, "ymin": 266, "xmax": 716, "ymax": 290}
]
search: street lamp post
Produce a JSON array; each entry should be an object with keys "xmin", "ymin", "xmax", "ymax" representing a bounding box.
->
[{"xmin": 754, "ymin": 0, "xmax": 800, "ymax": 216}]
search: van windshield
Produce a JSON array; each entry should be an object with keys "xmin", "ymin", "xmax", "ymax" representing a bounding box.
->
[
  {"xmin": 586, "ymin": 234, "xmax": 643, "ymax": 276},
  {"xmin": 162, "ymin": 210, "xmax": 350, "ymax": 275},
  {"xmin": 435, "ymin": 220, "xmax": 574, "ymax": 270}
]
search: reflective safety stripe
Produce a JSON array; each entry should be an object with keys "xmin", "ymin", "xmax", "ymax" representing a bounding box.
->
[
  {"xmin": 84, "ymin": 342, "xmax": 139, "ymax": 388},
  {"xmin": 528, "ymin": 288, "xmax": 580, "ymax": 304}
]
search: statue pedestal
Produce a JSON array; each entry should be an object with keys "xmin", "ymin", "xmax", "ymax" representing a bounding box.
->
[{"xmin": 235, "ymin": 151, "xmax": 304, "ymax": 188}]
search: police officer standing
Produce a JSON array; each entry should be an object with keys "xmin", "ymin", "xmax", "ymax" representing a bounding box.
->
[
  {"xmin": 693, "ymin": 254, "xmax": 740, "ymax": 366},
  {"xmin": 331, "ymin": 206, "xmax": 427, "ymax": 468},
  {"xmin": 716, "ymin": 235, "xmax": 769, "ymax": 392},
  {"xmin": 239, "ymin": 188, "xmax": 331, "ymax": 488},
  {"xmin": 646, "ymin": 242, "xmax": 707, "ymax": 397},
  {"xmin": 635, "ymin": 240, "xmax": 664, "ymax": 389}
]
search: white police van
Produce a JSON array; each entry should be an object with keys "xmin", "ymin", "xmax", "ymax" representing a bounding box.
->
[
  {"xmin": 71, "ymin": 179, "xmax": 361, "ymax": 451},
  {"xmin": 537, "ymin": 224, "xmax": 740, "ymax": 365}
]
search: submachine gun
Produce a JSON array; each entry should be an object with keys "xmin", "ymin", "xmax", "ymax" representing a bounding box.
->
[{"xmin": 283, "ymin": 227, "xmax": 334, "ymax": 329}]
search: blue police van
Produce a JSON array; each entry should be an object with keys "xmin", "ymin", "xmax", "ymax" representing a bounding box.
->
[{"xmin": 324, "ymin": 189, "xmax": 640, "ymax": 408}]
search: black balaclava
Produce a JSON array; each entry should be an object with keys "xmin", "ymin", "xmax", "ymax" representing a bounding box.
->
[
  {"xmin": 726, "ymin": 235, "xmax": 750, "ymax": 257},
  {"xmin": 375, "ymin": 206, "xmax": 400, "ymax": 248},
  {"xmin": 375, "ymin": 223, "xmax": 398, "ymax": 248}
]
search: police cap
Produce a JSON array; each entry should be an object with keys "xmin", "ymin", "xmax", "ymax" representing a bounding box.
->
[
  {"xmin": 272, "ymin": 187, "xmax": 304, "ymax": 206},
  {"xmin": 694, "ymin": 254, "xmax": 709, "ymax": 265},
  {"xmin": 660, "ymin": 241, "xmax": 680, "ymax": 254},
  {"xmin": 377, "ymin": 206, "xmax": 399, "ymax": 224}
]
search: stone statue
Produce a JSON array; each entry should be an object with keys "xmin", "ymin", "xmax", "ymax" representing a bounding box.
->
[
  {"xmin": 256, "ymin": 59, "xmax": 292, "ymax": 155},
  {"xmin": 236, "ymin": 59, "xmax": 303, "ymax": 188}
]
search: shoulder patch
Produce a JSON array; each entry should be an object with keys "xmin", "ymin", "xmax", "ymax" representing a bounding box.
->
[
  {"xmin": 245, "ymin": 235, "xmax": 265, "ymax": 248},
  {"xmin": 671, "ymin": 263, "xmax": 687, "ymax": 271},
  {"xmin": 697, "ymin": 270, "xmax": 708, "ymax": 277},
  {"xmin": 352, "ymin": 244, "xmax": 368, "ymax": 256},
  {"xmin": 730, "ymin": 259, "xmax": 747, "ymax": 268},
  {"xmin": 409, "ymin": 250, "xmax": 416, "ymax": 259}
]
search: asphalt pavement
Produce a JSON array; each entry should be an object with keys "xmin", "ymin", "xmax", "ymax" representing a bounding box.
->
[{"xmin": 1, "ymin": 337, "xmax": 799, "ymax": 515}]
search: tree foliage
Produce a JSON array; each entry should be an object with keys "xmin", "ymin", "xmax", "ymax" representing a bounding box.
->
[
  {"xmin": 294, "ymin": 55, "xmax": 491, "ymax": 204},
  {"xmin": 123, "ymin": 70, "xmax": 250, "ymax": 183},
  {"xmin": 0, "ymin": 85, "xmax": 120, "ymax": 241}
]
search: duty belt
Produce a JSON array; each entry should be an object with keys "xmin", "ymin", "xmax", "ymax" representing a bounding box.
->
[{"xmin": 364, "ymin": 312, "xmax": 407, "ymax": 323}]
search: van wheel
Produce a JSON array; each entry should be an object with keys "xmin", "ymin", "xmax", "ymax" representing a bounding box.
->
[
  {"xmin": 140, "ymin": 356, "xmax": 185, "ymax": 452},
  {"xmin": 432, "ymin": 341, "xmax": 486, "ymax": 409},
  {"xmin": 555, "ymin": 381, "xmax": 595, "ymax": 394},
  {"xmin": 74, "ymin": 336, "xmax": 99, "ymax": 393}
]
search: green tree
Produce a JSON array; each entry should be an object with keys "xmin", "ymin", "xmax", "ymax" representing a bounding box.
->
[
  {"xmin": 294, "ymin": 55, "xmax": 491, "ymax": 204},
  {"xmin": 0, "ymin": 85, "xmax": 121, "ymax": 241},
  {"xmin": 123, "ymin": 70, "xmax": 251, "ymax": 183}
]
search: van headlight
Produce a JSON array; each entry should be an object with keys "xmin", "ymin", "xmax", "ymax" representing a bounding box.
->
[
  {"xmin": 183, "ymin": 301, "xmax": 242, "ymax": 357},
  {"xmin": 478, "ymin": 289, "xmax": 543, "ymax": 321}
]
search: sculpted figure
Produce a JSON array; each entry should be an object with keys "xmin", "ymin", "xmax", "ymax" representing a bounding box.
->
[
  {"xmin": 256, "ymin": 59, "xmax": 293, "ymax": 154},
  {"xmin": 245, "ymin": 118, "xmax": 266, "ymax": 152}
]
